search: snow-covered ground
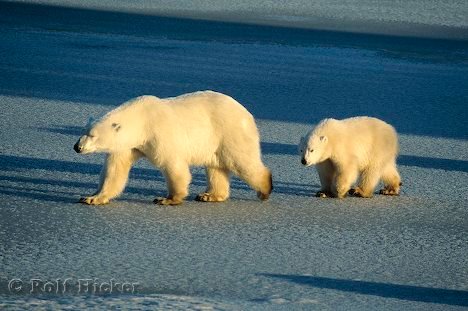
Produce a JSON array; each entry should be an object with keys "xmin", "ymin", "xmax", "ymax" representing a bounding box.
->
[
  {"xmin": 6, "ymin": 0, "xmax": 468, "ymax": 39},
  {"xmin": 0, "ymin": 1, "xmax": 467, "ymax": 309}
]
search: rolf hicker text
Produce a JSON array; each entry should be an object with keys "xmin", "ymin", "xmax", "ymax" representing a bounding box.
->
[{"xmin": 8, "ymin": 278, "xmax": 139, "ymax": 294}]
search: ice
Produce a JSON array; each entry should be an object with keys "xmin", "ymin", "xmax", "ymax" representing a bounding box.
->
[
  {"xmin": 8, "ymin": 0, "xmax": 468, "ymax": 37},
  {"xmin": 0, "ymin": 1, "xmax": 467, "ymax": 310}
]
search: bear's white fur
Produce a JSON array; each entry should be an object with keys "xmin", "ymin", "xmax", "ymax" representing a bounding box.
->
[
  {"xmin": 299, "ymin": 117, "xmax": 401, "ymax": 198},
  {"xmin": 74, "ymin": 91, "xmax": 272, "ymax": 205}
]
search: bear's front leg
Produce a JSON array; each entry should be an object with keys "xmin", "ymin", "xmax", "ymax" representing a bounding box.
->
[
  {"xmin": 154, "ymin": 163, "xmax": 191, "ymax": 205},
  {"xmin": 315, "ymin": 160, "xmax": 335, "ymax": 198},
  {"xmin": 79, "ymin": 150, "xmax": 141, "ymax": 205},
  {"xmin": 333, "ymin": 163, "xmax": 359, "ymax": 199}
]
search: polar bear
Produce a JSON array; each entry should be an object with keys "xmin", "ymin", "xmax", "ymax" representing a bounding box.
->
[
  {"xmin": 74, "ymin": 91, "xmax": 272, "ymax": 205},
  {"xmin": 299, "ymin": 117, "xmax": 401, "ymax": 198}
]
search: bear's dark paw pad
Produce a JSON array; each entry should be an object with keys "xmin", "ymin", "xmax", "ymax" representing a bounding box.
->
[
  {"xmin": 196, "ymin": 193, "xmax": 227, "ymax": 202},
  {"xmin": 348, "ymin": 187, "xmax": 366, "ymax": 197},
  {"xmin": 315, "ymin": 191, "xmax": 331, "ymax": 198},
  {"xmin": 78, "ymin": 196, "xmax": 109, "ymax": 205},
  {"xmin": 153, "ymin": 197, "xmax": 183, "ymax": 205},
  {"xmin": 379, "ymin": 188, "xmax": 400, "ymax": 196},
  {"xmin": 78, "ymin": 197, "xmax": 88, "ymax": 204}
]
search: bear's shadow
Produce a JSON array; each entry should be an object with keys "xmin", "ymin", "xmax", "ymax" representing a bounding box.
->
[{"xmin": 0, "ymin": 154, "xmax": 317, "ymax": 204}]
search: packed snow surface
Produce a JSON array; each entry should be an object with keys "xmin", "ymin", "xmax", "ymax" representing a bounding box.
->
[{"xmin": 0, "ymin": 1, "xmax": 467, "ymax": 309}]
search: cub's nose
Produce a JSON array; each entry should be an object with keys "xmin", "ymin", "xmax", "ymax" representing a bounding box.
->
[
  {"xmin": 74, "ymin": 142, "xmax": 82, "ymax": 153},
  {"xmin": 301, "ymin": 158, "xmax": 307, "ymax": 165}
]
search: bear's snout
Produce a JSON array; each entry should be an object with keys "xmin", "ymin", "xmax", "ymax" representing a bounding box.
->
[
  {"xmin": 74, "ymin": 142, "xmax": 82, "ymax": 153},
  {"xmin": 301, "ymin": 157, "xmax": 307, "ymax": 165}
]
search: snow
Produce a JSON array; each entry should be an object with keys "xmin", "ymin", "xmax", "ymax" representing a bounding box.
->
[
  {"xmin": 0, "ymin": 1, "xmax": 467, "ymax": 310},
  {"xmin": 6, "ymin": 0, "xmax": 468, "ymax": 38}
]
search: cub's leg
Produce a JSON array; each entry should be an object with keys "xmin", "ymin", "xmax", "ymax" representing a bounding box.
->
[
  {"xmin": 351, "ymin": 166, "xmax": 381, "ymax": 198},
  {"xmin": 379, "ymin": 163, "xmax": 401, "ymax": 195},
  {"xmin": 315, "ymin": 160, "xmax": 335, "ymax": 198},
  {"xmin": 196, "ymin": 167, "xmax": 230, "ymax": 202},
  {"xmin": 79, "ymin": 149, "xmax": 142, "ymax": 205},
  {"xmin": 333, "ymin": 162, "xmax": 359, "ymax": 198},
  {"xmin": 154, "ymin": 162, "xmax": 191, "ymax": 205}
]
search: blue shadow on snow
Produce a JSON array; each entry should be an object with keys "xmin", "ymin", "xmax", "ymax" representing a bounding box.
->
[
  {"xmin": 260, "ymin": 273, "xmax": 468, "ymax": 307},
  {"xmin": 0, "ymin": 154, "xmax": 314, "ymax": 202}
]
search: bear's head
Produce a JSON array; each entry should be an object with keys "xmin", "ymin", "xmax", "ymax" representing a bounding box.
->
[
  {"xmin": 299, "ymin": 134, "xmax": 328, "ymax": 166},
  {"xmin": 74, "ymin": 117, "xmax": 125, "ymax": 154}
]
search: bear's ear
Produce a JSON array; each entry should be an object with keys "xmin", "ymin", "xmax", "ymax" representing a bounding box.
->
[
  {"xmin": 320, "ymin": 135, "xmax": 328, "ymax": 143},
  {"xmin": 111, "ymin": 123, "xmax": 121, "ymax": 132}
]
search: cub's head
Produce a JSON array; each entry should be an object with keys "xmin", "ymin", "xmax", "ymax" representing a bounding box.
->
[
  {"xmin": 299, "ymin": 134, "xmax": 328, "ymax": 166},
  {"xmin": 74, "ymin": 117, "xmax": 123, "ymax": 154}
]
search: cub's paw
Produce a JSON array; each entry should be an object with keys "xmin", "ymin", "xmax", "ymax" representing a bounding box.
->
[
  {"xmin": 315, "ymin": 191, "xmax": 332, "ymax": 198},
  {"xmin": 348, "ymin": 187, "xmax": 361, "ymax": 197},
  {"xmin": 79, "ymin": 196, "xmax": 109, "ymax": 205},
  {"xmin": 196, "ymin": 193, "xmax": 228, "ymax": 202},
  {"xmin": 379, "ymin": 187, "xmax": 400, "ymax": 196},
  {"xmin": 348, "ymin": 187, "xmax": 373, "ymax": 198},
  {"xmin": 153, "ymin": 197, "xmax": 183, "ymax": 206}
]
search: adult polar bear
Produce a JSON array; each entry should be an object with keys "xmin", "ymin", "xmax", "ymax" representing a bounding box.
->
[
  {"xmin": 74, "ymin": 91, "xmax": 272, "ymax": 205},
  {"xmin": 299, "ymin": 117, "xmax": 401, "ymax": 198}
]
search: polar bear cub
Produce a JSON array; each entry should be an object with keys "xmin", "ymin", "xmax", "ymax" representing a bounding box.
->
[
  {"xmin": 74, "ymin": 91, "xmax": 272, "ymax": 205},
  {"xmin": 299, "ymin": 117, "xmax": 401, "ymax": 198}
]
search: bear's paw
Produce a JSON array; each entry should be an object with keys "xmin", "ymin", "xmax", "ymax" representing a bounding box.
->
[
  {"xmin": 315, "ymin": 191, "xmax": 332, "ymax": 198},
  {"xmin": 195, "ymin": 193, "xmax": 228, "ymax": 202},
  {"xmin": 348, "ymin": 187, "xmax": 373, "ymax": 198},
  {"xmin": 379, "ymin": 187, "xmax": 400, "ymax": 196},
  {"xmin": 153, "ymin": 197, "xmax": 184, "ymax": 206},
  {"xmin": 79, "ymin": 196, "xmax": 110, "ymax": 205}
]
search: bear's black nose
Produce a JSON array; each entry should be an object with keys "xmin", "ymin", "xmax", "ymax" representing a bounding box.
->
[
  {"xmin": 74, "ymin": 142, "xmax": 82, "ymax": 153},
  {"xmin": 301, "ymin": 158, "xmax": 307, "ymax": 165}
]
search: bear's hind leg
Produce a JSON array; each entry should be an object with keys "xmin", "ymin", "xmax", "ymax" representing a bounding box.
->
[
  {"xmin": 155, "ymin": 163, "xmax": 191, "ymax": 205},
  {"xmin": 196, "ymin": 167, "xmax": 230, "ymax": 202},
  {"xmin": 236, "ymin": 166, "xmax": 272, "ymax": 201},
  {"xmin": 379, "ymin": 163, "xmax": 401, "ymax": 196},
  {"xmin": 351, "ymin": 167, "xmax": 381, "ymax": 198},
  {"xmin": 79, "ymin": 149, "xmax": 142, "ymax": 205}
]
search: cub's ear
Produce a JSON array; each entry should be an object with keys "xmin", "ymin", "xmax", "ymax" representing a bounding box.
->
[
  {"xmin": 319, "ymin": 135, "xmax": 328, "ymax": 143},
  {"xmin": 86, "ymin": 117, "xmax": 95, "ymax": 129},
  {"xmin": 111, "ymin": 123, "xmax": 121, "ymax": 132}
]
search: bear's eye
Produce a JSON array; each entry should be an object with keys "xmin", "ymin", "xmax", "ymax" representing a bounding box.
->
[
  {"xmin": 112, "ymin": 123, "xmax": 121, "ymax": 132},
  {"xmin": 309, "ymin": 149, "xmax": 314, "ymax": 152}
]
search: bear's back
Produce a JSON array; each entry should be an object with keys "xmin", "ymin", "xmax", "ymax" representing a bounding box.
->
[
  {"xmin": 341, "ymin": 116, "xmax": 399, "ymax": 162},
  {"xmin": 165, "ymin": 90, "xmax": 250, "ymax": 115}
]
